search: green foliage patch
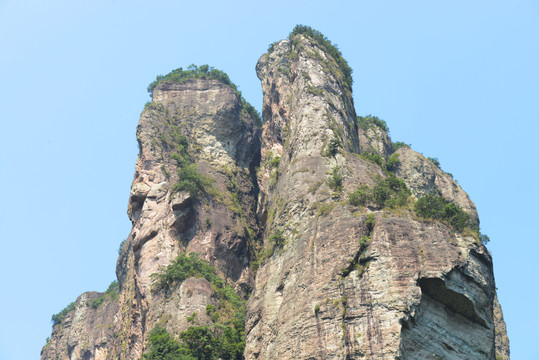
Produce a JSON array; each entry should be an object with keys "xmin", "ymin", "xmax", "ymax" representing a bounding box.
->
[
  {"xmin": 385, "ymin": 153, "xmax": 400, "ymax": 172},
  {"xmin": 325, "ymin": 138, "xmax": 341, "ymax": 158},
  {"xmin": 357, "ymin": 115, "xmax": 389, "ymax": 133},
  {"xmin": 427, "ymin": 157, "xmax": 441, "ymax": 168},
  {"xmin": 328, "ymin": 166, "xmax": 343, "ymax": 192},
  {"xmin": 359, "ymin": 151, "xmax": 384, "ymax": 167},
  {"xmin": 250, "ymin": 229, "xmax": 286, "ymax": 271},
  {"xmin": 144, "ymin": 321, "xmax": 245, "ymax": 360},
  {"xmin": 51, "ymin": 301, "xmax": 76, "ymax": 326},
  {"xmin": 148, "ymin": 64, "xmax": 235, "ymax": 95},
  {"xmin": 348, "ymin": 176, "xmax": 410, "ymax": 209},
  {"xmin": 391, "ymin": 141, "xmax": 410, "ymax": 151},
  {"xmin": 164, "ymin": 131, "xmax": 213, "ymax": 198},
  {"xmin": 91, "ymin": 280, "xmax": 119, "ymax": 309},
  {"xmin": 414, "ymin": 194, "xmax": 477, "ymax": 232},
  {"xmin": 147, "ymin": 253, "xmax": 246, "ymax": 359}
]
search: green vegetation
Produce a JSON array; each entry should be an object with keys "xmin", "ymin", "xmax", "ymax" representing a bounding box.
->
[
  {"xmin": 173, "ymin": 164, "xmax": 213, "ymax": 197},
  {"xmin": 328, "ymin": 166, "xmax": 343, "ymax": 192},
  {"xmin": 359, "ymin": 151, "xmax": 384, "ymax": 167},
  {"xmin": 142, "ymin": 326, "xmax": 189, "ymax": 360},
  {"xmin": 385, "ymin": 153, "xmax": 400, "ymax": 172},
  {"xmin": 427, "ymin": 157, "xmax": 441, "ymax": 168},
  {"xmin": 414, "ymin": 194, "xmax": 477, "ymax": 232},
  {"xmin": 164, "ymin": 129, "xmax": 213, "ymax": 198},
  {"xmin": 348, "ymin": 176, "xmax": 410, "ymax": 209},
  {"xmin": 153, "ymin": 253, "xmax": 238, "ymax": 307},
  {"xmin": 51, "ymin": 301, "xmax": 76, "ymax": 326},
  {"xmin": 306, "ymin": 83, "xmax": 324, "ymax": 96},
  {"xmin": 325, "ymin": 138, "xmax": 341, "ymax": 158},
  {"xmin": 341, "ymin": 214, "xmax": 375, "ymax": 278},
  {"xmin": 372, "ymin": 176, "xmax": 411, "ymax": 208},
  {"xmin": 269, "ymin": 156, "xmax": 281, "ymax": 169},
  {"xmin": 251, "ymin": 229, "xmax": 286, "ymax": 271},
  {"xmin": 359, "ymin": 151, "xmax": 401, "ymax": 174},
  {"xmin": 91, "ymin": 281, "xmax": 119, "ymax": 309},
  {"xmin": 365, "ymin": 213, "xmax": 376, "ymax": 233},
  {"xmin": 147, "ymin": 253, "xmax": 246, "ymax": 359},
  {"xmin": 148, "ymin": 64, "xmax": 236, "ymax": 95},
  {"xmin": 147, "ymin": 64, "xmax": 261, "ymax": 126},
  {"xmin": 314, "ymin": 304, "xmax": 320, "ymax": 315},
  {"xmin": 356, "ymin": 115, "xmax": 389, "ymax": 133},
  {"xmin": 391, "ymin": 141, "xmax": 410, "ymax": 151},
  {"xmin": 288, "ymin": 25, "xmax": 353, "ymax": 89},
  {"xmin": 267, "ymin": 229, "xmax": 285, "ymax": 249},
  {"xmin": 240, "ymin": 98, "xmax": 262, "ymax": 127},
  {"xmin": 348, "ymin": 185, "xmax": 369, "ymax": 207},
  {"xmin": 118, "ymin": 239, "xmax": 126, "ymax": 255},
  {"xmin": 143, "ymin": 321, "xmax": 244, "ymax": 360}
]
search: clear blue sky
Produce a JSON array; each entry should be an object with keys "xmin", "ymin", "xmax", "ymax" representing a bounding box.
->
[{"xmin": 1, "ymin": 1, "xmax": 537, "ymax": 359}]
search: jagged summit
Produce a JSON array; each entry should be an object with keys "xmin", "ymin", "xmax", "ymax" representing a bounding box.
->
[{"xmin": 42, "ymin": 26, "xmax": 509, "ymax": 360}]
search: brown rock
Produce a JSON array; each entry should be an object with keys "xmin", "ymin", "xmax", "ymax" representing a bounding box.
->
[{"xmin": 43, "ymin": 30, "xmax": 510, "ymax": 360}]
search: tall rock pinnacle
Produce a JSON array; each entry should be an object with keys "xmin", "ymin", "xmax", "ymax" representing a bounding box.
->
[{"xmin": 42, "ymin": 28, "xmax": 509, "ymax": 360}]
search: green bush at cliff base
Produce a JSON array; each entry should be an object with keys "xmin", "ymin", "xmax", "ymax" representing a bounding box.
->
[
  {"xmin": 143, "ymin": 322, "xmax": 245, "ymax": 360},
  {"xmin": 414, "ymin": 194, "xmax": 477, "ymax": 232},
  {"xmin": 147, "ymin": 253, "xmax": 245, "ymax": 360},
  {"xmin": 289, "ymin": 25, "xmax": 353, "ymax": 89}
]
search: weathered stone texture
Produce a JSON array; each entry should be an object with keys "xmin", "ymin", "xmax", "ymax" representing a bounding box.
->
[
  {"xmin": 43, "ymin": 32, "xmax": 509, "ymax": 360},
  {"xmin": 41, "ymin": 292, "xmax": 119, "ymax": 360}
]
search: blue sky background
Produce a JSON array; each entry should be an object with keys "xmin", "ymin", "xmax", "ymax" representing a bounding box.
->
[{"xmin": 0, "ymin": 1, "xmax": 537, "ymax": 359}]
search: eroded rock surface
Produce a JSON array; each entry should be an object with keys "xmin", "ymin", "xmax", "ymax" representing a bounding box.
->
[
  {"xmin": 41, "ymin": 292, "xmax": 119, "ymax": 360},
  {"xmin": 43, "ymin": 29, "xmax": 509, "ymax": 360}
]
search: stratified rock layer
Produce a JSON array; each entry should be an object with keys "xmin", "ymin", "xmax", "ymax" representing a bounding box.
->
[
  {"xmin": 245, "ymin": 33, "xmax": 506, "ymax": 359},
  {"xmin": 42, "ymin": 30, "xmax": 509, "ymax": 360}
]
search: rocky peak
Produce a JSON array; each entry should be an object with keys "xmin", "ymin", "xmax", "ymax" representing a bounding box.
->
[
  {"xmin": 42, "ymin": 28, "xmax": 509, "ymax": 360},
  {"xmin": 257, "ymin": 32, "xmax": 358, "ymax": 159}
]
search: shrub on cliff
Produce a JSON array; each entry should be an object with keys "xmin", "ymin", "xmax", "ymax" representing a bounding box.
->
[
  {"xmin": 348, "ymin": 175, "xmax": 410, "ymax": 209},
  {"xmin": 51, "ymin": 302, "xmax": 76, "ymax": 326},
  {"xmin": 144, "ymin": 322, "xmax": 245, "ymax": 360},
  {"xmin": 147, "ymin": 64, "xmax": 236, "ymax": 95},
  {"xmin": 173, "ymin": 164, "xmax": 213, "ymax": 197},
  {"xmin": 356, "ymin": 115, "xmax": 389, "ymax": 133},
  {"xmin": 152, "ymin": 252, "xmax": 243, "ymax": 310},
  {"xmin": 90, "ymin": 280, "xmax": 119, "ymax": 309},
  {"xmin": 414, "ymin": 194, "xmax": 477, "ymax": 232},
  {"xmin": 328, "ymin": 166, "xmax": 343, "ymax": 192},
  {"xmin": 147, "ymin": 253, "xmax": 246, "ymax": 359}
]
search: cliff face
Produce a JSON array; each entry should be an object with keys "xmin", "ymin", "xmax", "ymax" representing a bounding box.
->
[{"xmin": 42, "ymin": 28, "xmax": 509, "ymax": 360}]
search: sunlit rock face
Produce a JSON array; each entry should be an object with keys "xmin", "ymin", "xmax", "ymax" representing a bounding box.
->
[{"xmin": 42, "ymin": 29, "xmax": 509, "ymax": 360}]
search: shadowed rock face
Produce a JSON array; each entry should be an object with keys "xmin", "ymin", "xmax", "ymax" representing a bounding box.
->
[
  {"xmin": 42, "ymin": 78, "xmax": 261, "ymax": 360},
  {"xmin": 42, "ymin": 31, "xmax": 509, "ymax": 360},
  {"xmin": 245, "ymin": 33, "xmax": 507, "ymax": 360}
]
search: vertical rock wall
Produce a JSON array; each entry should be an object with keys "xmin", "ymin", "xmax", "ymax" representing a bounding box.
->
[{"xmin": 42, "ymin": 29, "xmax": 509, "ymax": 360}]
